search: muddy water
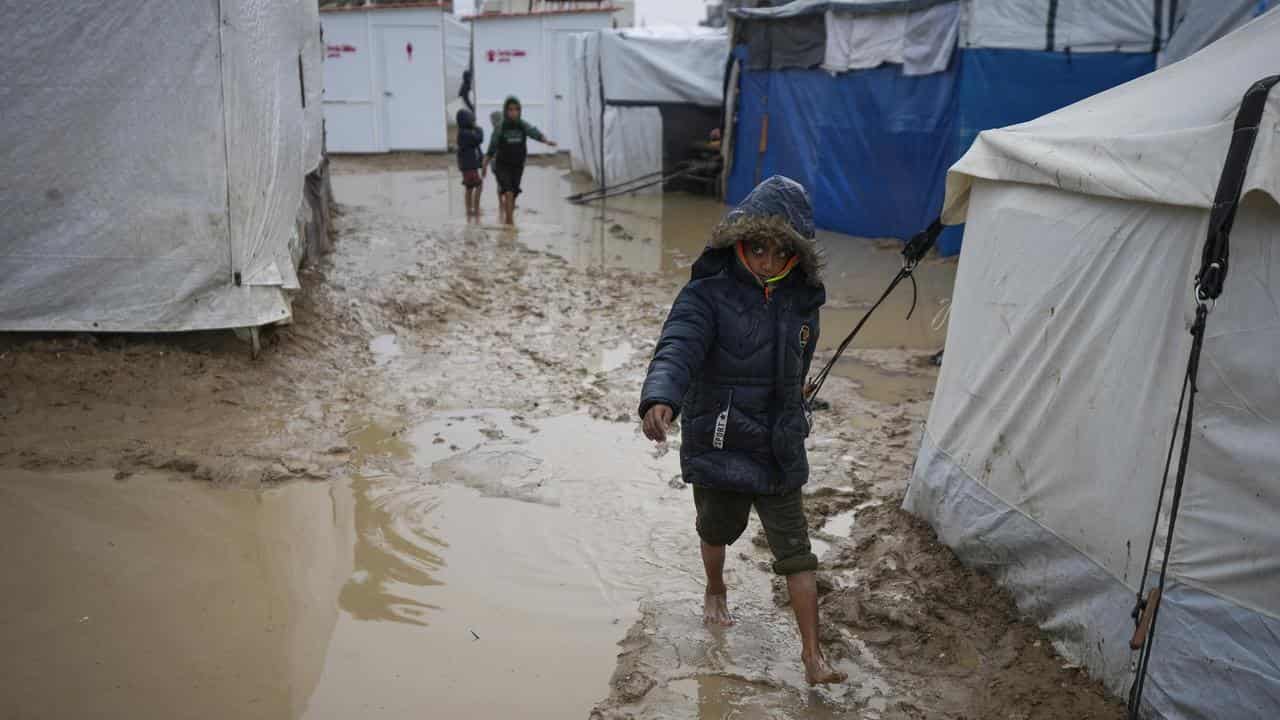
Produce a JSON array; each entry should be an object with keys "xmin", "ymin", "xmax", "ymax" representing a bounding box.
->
[
  {"xmin": 0, "ymin": 413, "xmax": 704, "ymax": 719},
  {"xmin": 305, "ymin": 411, "xmax": 710, "ymax": 719},
  {"xmin": 0, "ymin": 469, "xmax": 354, "ymax": 719},
  {"xmin": 330, "ymin": 164, "xmax": 956, "ymax": 396}
]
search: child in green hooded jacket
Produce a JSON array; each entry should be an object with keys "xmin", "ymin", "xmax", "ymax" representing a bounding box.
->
[{"xmin": 483, "ymin": 96, "xmax": 556, "ymax": 225}]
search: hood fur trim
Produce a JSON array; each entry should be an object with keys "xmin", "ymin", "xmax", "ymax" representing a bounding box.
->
[{"xmin": 710, "ymin": 215, "xmax": 824, "ymax": 287}]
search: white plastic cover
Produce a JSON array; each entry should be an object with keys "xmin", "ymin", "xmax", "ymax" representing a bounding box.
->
[
  {"xmin": 0, "ymin": 1, "xmax": 320, "ymax": 332},
  {"xmin": 603, "ymin": 106, "xmax": 663, "ymax": 192},
  {"xmin": 303, "ymin": 1, "xmax": 325, "ymax": 172},
  {"xmin": 959, "ymin": 0, "xmax": 1159, "ymax": 52},
  {"xmin": 907, "ymin": 10, "xmax": 1280, "ymax": 717},
  {"xmin": 1160, "ymin": 0, "xmax": 1274, "ymax": 67},
  {"xmin": 822, "ymin": 1, "xmax": 958, "ymax": 76},
  {"xmin": 569, "ymin": 28, "xmax": 727, "ymax": 186},
  {"xmin": 599, "ymin": 28, "xmax": 728, "ymax": 106},
  {"xmin": 445, "ymin": 13, "xmax": 470, "ymax": 105}
]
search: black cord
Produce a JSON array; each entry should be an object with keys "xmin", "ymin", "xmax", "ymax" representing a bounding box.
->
[
  {"xmin": 1127, "ymin": 306, "xmax": 1207, "ymax": 719},
  {"xmin": 1131, "ymin": 364, "xmax": 1189, "ymax": 626},
  {"xmin": 807, "ymin": 267, "xmax": 910, "ymax": 403}
]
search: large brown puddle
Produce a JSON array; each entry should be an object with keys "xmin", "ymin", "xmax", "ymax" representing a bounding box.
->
[{"xmin": 1, "ymin": 412, "xmax": 715, "ymax": 718}]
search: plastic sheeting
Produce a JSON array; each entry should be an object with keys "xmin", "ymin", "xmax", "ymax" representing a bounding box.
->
[
  {"xmin": 600, "ymin": 28, "xmax": 727, "ymax": 106},
  {"xmin": 603, "ymin": 106, "xmax": 663, "ymax": 192},
  {"xmin": 727, "ymin": 53, "xmax": 956, "ymax": 241},
  {"xmin": 726, "ymin": 46, "xmax": 1151, "ymax": 250},
  {"xmin": 822, "ymin": 1, "xmax": 958, "ymax": 75},
  {"xmin": 908, "ymin": 12, "xmax": 1280, "ymax": 717},
  {"xmin": 568, "ymin": 28, "xmax": 727, "ymax": 187},
  {"xmin": 0, "ymin": 1, "xmax": 322, "ymax": 332},
  {"xmin": 960, "ymin": 0, "xmax": 1164, "ymax": 52},
  {"xmin": 732, "ymin": 0, "xmax": 954, "ymax": 20},
  {"xmin": 445, "ymin": 13, "xmax": 470, "ymax": 103},
  {"xmin": 745, "ymin": 13, "xmax": 826, "ymax": 70},
  {"xmin": 1160, "ymin": 0, "xmax": 1275, "ymax": 66}
]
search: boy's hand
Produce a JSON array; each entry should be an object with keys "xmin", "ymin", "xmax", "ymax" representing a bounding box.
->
[
  {"xmin": 642, "ymin": 404, "xmax": 674, "ymax": 443},
  {"xmin": 546, "ymin": 139, "xmax": 558, "ymax": 148}
]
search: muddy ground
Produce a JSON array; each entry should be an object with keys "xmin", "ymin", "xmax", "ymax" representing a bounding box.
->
[{"xmin": 0, "ymin": 154, "xmax": 1121, "ymax": 719}]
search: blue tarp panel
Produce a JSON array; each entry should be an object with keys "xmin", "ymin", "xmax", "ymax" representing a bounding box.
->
[
  {"xmin": 728, "ymin": 61, "xmax": 958, "ymax": 242},
  {"xmin": 728, "ymin": 48, "xmax": 1157, "ymax": 255},
  {"xmin": 938, "ymin": 49, "xmax": 1156, "ymax": 254}
]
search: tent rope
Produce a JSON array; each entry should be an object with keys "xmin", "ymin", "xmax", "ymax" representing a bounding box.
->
[
  {"xmin": 1126, "ymin": 73, "xmax": 1279, "ymax": 720},
  {"xmin": 805, "ymin": 218, "xmax": 943, "ymax": 406}
]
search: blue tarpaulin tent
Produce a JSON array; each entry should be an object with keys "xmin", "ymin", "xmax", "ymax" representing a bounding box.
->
[{"xmin": 725, "ymin": 0, "xmax": 1270, "ymax": 255}]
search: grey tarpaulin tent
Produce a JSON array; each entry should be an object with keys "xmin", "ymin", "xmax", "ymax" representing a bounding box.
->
[{"xmin": 0, "ymin": 1, "xmax": 326, "ymax": 333}]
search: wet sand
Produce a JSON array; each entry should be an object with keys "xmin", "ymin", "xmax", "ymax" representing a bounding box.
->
[{"xmin": 0, "ymin": 153, "xmax": 1120, "ymax": 719}]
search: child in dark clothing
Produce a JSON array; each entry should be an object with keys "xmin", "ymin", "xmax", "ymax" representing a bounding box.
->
[
  {"xmin": 455, "ymin": 108, "xmax": 485, "ymax": 217},
  {"xmin": 482, "ymin": 96, "xmax": 556, "ymax": 225},
  {"xmin": 639, "ymin": 175, "xmax": 846, "ymax": 686}
]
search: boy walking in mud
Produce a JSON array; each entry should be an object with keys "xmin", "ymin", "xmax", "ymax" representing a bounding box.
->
[
  {"xmin": 456, "ymin": 108, "xmax": 484, "ymax": 217},
  {"xmin": 483, "ymin": 96, "xmax": 556, "ymax": 225},
  {"xmin": 639, "ymin": 176, "xmax": 846, "ymax": 686}
]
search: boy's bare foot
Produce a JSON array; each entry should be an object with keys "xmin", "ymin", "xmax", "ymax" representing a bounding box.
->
[
  {"xmin": 703, "ymin": 591, "xmax": 734, "ymax": 626},
  {"xmin": 802, "ymin": 650, "xmax": 846, "ymax": 685}
]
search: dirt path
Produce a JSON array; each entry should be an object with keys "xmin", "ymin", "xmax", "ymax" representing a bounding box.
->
[{"xmin": 0, "ymin": 154, "xmax": 1121, "ymax": 719}]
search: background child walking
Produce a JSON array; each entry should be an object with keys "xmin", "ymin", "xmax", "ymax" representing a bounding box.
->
[
  {"xmin": 455, "ymin": 109, "xmax": 484, "ymax": 217},
  {"xmin": 483, "ymin": 96, "xmax": 556, "ymax": 226}
]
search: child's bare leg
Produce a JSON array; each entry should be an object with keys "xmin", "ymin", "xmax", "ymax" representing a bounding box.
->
[
  {"xmin": 786, "ymin": 571, "xmax": 846, "ymax": 685},
  {"xmin": 701, "ymin": 541, "xmax": 734, "ymax": 626}
]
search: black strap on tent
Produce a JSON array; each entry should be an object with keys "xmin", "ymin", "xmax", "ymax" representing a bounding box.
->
[
  {"xmin": 805, "ymin": 218, "xmax": 943, "ymax": 405},
  {"xmin": 1126, "ymin": 74, "xmax": 1279, "ymax": 720}
]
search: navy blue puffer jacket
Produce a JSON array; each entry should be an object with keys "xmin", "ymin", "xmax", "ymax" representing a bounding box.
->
[{"xmin": 639, "ymin": 176, "xmax": 825, "ymax": 495}]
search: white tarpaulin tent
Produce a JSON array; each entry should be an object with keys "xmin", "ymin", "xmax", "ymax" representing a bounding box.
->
[
  {"xmin": 904, "ymin": 8, "xmax": 1280, "ymax": 719},
  {"xmin": 567, "ymin": 27, "xmax": 728, "ymax": 187},
  {"xmin": 0, "ymin": 1, "xmax": 324, "ymax": 332}
]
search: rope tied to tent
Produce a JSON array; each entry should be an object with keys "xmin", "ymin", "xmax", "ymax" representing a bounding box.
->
[
  {"xmin": 1126, "ymin": 73, "xmax": 1279, "ymax": 720},
  {"xmin": 805, "ymin": 218, "xmax": 943, "ymax": 407}
]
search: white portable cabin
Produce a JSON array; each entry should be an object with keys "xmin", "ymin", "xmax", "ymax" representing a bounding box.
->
[
  {"xmin": 0, "ymin": 1, "xmax": 324, "ymax": 333},
  {"xmin": 321, "ymin": 2, "xmax": 450, "ymax": 152},
  {"xmin": 567, "ymin": 27, "xmax": 728, "ymax": 188},
  {"xmin": 904, "ymin": 9, "xmax": 1280, "ymax": 718},
  {"xmin": 469, "ymin": 7, "xmax": 616, "ymax": 156}
]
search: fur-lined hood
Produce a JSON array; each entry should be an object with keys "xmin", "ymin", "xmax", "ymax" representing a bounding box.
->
[{"xmin": 708, "ymin": 175, "xmax": 823, "ymax": 286}]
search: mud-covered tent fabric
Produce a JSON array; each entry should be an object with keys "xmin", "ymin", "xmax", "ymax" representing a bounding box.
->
[
  {"xmin": 0, "ymin": 1, "xmax": 322, "ymax": 332},
  {"xmin": 905, "ymin": 10, "xmax": 1280, "ymax": 718}
]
